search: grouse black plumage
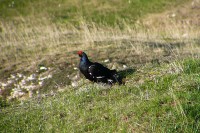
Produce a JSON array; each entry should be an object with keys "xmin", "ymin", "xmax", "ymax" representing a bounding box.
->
[{"xmin": 77, "ymin": 51, "xmax": 121, "ymax": 85}]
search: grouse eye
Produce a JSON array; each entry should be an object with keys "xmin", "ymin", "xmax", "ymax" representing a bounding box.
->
[{"xmin": 77, "ymin": 51, "xmax": 83, "ymax": 56}]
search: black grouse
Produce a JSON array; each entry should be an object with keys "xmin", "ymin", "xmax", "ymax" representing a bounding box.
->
[{"xmin": 77, "ymin": 51, "xmax": 122, "ymax": 85}]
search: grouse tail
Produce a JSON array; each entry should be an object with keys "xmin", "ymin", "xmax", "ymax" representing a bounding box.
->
[{"xmin": 112, "ymin": 72, "xmax": 123, "ymax": 85}]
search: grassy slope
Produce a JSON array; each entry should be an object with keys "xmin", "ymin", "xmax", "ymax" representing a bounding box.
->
[
  {"xmin": 1, "ymin": 0, "xmax": 200, "ymax": 132},
  {"xmin": 1, "ymin": 59, "xmax": 200, "ymax": 132}
]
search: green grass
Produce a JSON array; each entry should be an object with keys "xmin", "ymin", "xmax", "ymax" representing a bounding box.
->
[
  {"xmin": 0, "ymin": 0, "xmax": 188, "ymax": 26},
  {"xmin": 0, "ymin": 0, "xmax": 200, "ymax": 132},
  {"xmin": 1, "ymin": 59, "xmax": 200, "ymax": 132}
]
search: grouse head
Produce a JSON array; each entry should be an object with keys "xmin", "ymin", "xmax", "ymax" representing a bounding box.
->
[
  {"xmin": 77, "ymin": 51, "xmax": 90, "ymax": 63},
  {"xmin": 77, "ymin": 50, "xmax": 83, "ymax": 57}
]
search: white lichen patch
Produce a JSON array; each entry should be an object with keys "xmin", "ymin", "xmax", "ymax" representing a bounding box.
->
[
  {"xmin": 27, "ymin": 74, "xmax": 36, "ymax": 81},
  {"xmin": 0, "ymin": 66, "xmax": 54, "ymax": 100}
]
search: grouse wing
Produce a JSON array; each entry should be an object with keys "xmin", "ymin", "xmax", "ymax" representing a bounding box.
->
[{"xmin": 88, "ymin": 63, "xmax": 112, "ymax": 82}]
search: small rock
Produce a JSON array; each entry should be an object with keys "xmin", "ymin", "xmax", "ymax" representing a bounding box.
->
[
  {"xmin": 40, "ymin": 66, "xmax": 48, "ymax": 71},
  {"xmin": 47, "ymin": 74, "xmax": 52, "ymax": 78},
  {"xmin": 17, "ymin": 73, "xmax": 23, "ymax": 78},
  {"xmin": 171, "ymin": 13, "xmax": 176, "ymax": 18},
  {"xmin": 71, "ymin": 82, "xmax": 78, "ymax": 87},
  {"xmin": 38, "ymin": 81, "xmax": 43, "ymax": 86},
  {"xmin": 104, "ymin": 59, "xmax": 110, "ymax": 63},
  {"xmin": 74, "ymin": 67, "xmax": 78, "ymax": 70},
  {"xmin": 123, "ymin": 65, "xmax": 128, "ymax": 69}
]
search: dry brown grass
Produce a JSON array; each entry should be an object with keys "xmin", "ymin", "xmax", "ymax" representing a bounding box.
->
[
  {"xmin": 0, "ymin": 22, "xmax": 199, "ymax": 69},
  {"xmin": 0, "ymin": 0, "xmax": 200, "ymax": 78}
]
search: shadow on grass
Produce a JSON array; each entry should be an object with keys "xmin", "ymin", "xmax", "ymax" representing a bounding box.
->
[
  {"xmin": 118, "ymin": 68, "xmax": 136, "ymax": 78},
  {"xmin": 117, "ymin": 68, "xmax": 136, "ymax": 85}
]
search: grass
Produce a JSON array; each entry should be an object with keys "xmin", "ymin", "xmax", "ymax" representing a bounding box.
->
[
  {"xmin": 1, "ymin": 59, "xmax": 200, "ymax": 132},
  {"xmin": 0, "ymin": 0, "xmax": 200, "ymax": 132},
  {"xmin": 0, "ymin": 0, "xmax": 188, "ymax": 26},
  {"xmin": 0, "ymin": 0, "xmax": 198, "ymax": 76},
  {"xmin": 0, "ymin": 19, "xmax": 199, "ymax": 78}
]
